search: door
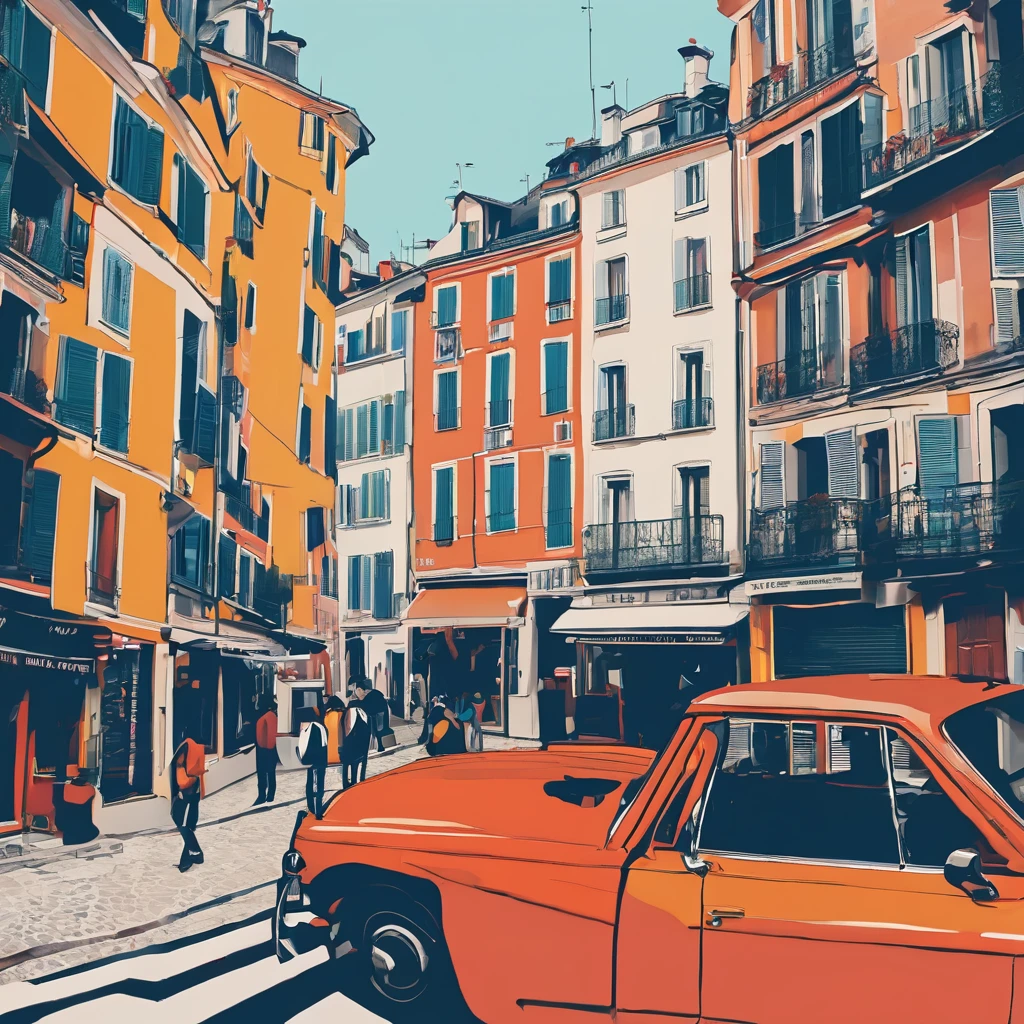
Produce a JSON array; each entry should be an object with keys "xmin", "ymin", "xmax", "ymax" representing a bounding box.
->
[
  {"xmin": 677, "ymin": 467, "xmax": 710, "ymax": 562},
  {"xmin": 608, "ymin": 479, "xmax": 632, "ymax": 567},
  {"xmin": 615, "ymin": 721, "xmax": 724, "ymax": 1019},
  {"xmin": 696, "ymin": 717, "xmax": 1015, "ymax": 1024},
  {"xmin": 599, "ymin": 365, "xmax": 626, "ymax": 439}
]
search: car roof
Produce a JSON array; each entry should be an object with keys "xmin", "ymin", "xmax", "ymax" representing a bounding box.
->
[{"xmin": 691, "ymin": 675, "xmax": 1019, "ymax": 737}]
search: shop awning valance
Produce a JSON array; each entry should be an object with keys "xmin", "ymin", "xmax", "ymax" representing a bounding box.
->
[
  {"xmin": 404, "ymin": 586, "xmax": 527, "ymax": 628},
  {"xmin": 551, "ymin": 601, "xmax": 749, "ymax": 645}
]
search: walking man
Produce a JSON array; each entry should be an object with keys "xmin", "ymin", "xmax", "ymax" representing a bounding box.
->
[
  {"xmin": 254, "ymin": 699, "xmax": 279, "ymax": 805},
  {"xmin": 296, "ymin": 707, "xmax": 328, "ymax": 819},
  {"xmin": 352, "ymin": 677, "xmax": 389, "ymax": 752},
  {"xmin": 170, "ymin": 726, "xmax": 206, "ymax": 872}
]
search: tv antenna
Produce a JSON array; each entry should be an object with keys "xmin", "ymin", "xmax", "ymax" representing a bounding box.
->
[
  {"xmin": 601, "ymin": 80, "xmax": 616, "ymax": 107},
  {"xmin": 582, "ymin": 2, "xmax": 596, "ymax": 140},
  {"xmin": 454, "ymin": 161, "xmax": 474, "ymax": 191}
]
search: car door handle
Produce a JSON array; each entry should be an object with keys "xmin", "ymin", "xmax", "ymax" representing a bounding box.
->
[{"xmin": 707, "ymin": 908, "xmax": 744, "ymax": 927}]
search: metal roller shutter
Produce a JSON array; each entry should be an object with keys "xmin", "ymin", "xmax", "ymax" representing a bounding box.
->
[{"xmin": 774, "ymin": 603, "xmax": 907, "ymax": 678}]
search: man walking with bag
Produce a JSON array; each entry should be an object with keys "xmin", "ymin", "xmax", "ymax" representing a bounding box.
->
[
  {"xmin": 253, "ymin": 699, "xmax": 279, "ymax": 805},
  {"xmin": 170, "ymin": 725, "xmax": 207, "ymax": 872},
  {"xmin": 296, "ymin": 707, "xmax": 328, "ymax": 819}
]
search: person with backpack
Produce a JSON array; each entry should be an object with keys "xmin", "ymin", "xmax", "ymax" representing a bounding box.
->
[
  {"xmin": 296, "ymin": 706, "xmax": 328, "ymax": 819},
  {"xmin": 340, "ymin": 698, "xmax": 371, "ymax": 788},
  {"xmin": 170, "ymin": 725, "xmax": 207, "ymax": 872},
  {"xmin": 351, "ymin": 676, "xmax": 390, "ymax": 752}
]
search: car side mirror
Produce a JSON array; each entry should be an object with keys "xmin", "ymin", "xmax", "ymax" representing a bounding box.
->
[{"xmin": 944, "ymin": 848, "xmax": 999, "ymax": 902}]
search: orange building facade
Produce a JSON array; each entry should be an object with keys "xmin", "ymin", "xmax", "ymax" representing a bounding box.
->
[
  {"xmin": 722, "ymin": 0, "xmax": 1024, "ymax": 684},
  {"xmin": 409, "ymin": 192, "xmax": 583, "ymax": 739}
]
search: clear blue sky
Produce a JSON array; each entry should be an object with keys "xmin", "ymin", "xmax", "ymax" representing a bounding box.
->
[{"xmin": 283, "ymin": 0, "xmax": 733, "ymax": 266}]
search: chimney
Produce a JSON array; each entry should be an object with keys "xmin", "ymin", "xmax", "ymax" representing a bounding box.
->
[
  {"xmin": 600, "ymin": 104, "xmax": 624, "ymax": 147},
  {"xmin": 564, "ymin": 136, "xmax": 575, "ymax": 150},
  {"xmin": 378, "ymin": 260, "xmax": 394, "ymax": 282},
  {"xmin": 679, "ymin": 39, "xmax": 713, "ymax": 98}
]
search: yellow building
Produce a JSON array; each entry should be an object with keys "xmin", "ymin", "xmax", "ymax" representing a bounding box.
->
[{"xmin": 0, "ymin": 0, "xmax": 367, "ymax": 837}]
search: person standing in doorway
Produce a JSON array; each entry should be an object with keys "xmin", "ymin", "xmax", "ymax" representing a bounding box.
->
[
  {"xmin": 253, "ymin": 699, "xmax": 279, "ymax": 806},
  {"xmin": 296, "ymin": 707, "xmax": 328, "ymax": 818},
  {"xmin": 170, "ymin": 725, "xmax": 207, "ymax": 872}
]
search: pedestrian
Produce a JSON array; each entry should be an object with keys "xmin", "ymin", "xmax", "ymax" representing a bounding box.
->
[
  {"xmin": 170, "ymin": 725, "xmax": 207, "ymax": 872},
  {"xmin": 253, "ymin": 698, "xmax": 279, "ymax": 806},
  {"xmin": 340, "ymin": 698, "xmax": 371, "ymax": 788},
  {"xmin": 322, "ymin": 694, "xmax": 345, "ymax": 775},
  {"xmin": 351, "ymin": 676, "xmax": 389, "ymax": 752},
  {"xmin": 59, "ymin": 770, "xmax": 100, "ymax": 846},
  {"xmin": 296, "ymin": 706, "xmax": 328, "ymax": 819}
]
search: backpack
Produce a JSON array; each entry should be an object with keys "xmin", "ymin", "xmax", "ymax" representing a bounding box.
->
[{"xmin": 298, "ymin": 721, "xmax": 328, "ymax": 766}]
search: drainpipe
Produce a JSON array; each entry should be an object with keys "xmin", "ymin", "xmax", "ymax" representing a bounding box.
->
[{"xmin": 212, "ymin": 254, "xmax": 232, "ymax": 638}]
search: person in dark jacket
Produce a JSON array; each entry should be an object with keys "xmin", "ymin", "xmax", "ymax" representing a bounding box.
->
[
  {"xmin": 296, "ymin": 706, "xmax": 328, "ymax": 818},
  {"xmin": 253, "ymin": 699, "xmax": 279, "ymax": 806},
  {"xmin": 352, "ymin": 677, "xmax": 390, "ymax": 752},
  {"xmin": 170, "ymin": 725, "xmax": 207, "ymax": 872},
  {"xmin": 60, "ymin": 772, "xmax": 100, "ymax": 846}
]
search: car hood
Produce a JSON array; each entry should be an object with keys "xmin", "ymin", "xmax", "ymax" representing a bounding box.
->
[{"xmin": 305, "ymin": 746, "xmax": 656, "ymax": 850}]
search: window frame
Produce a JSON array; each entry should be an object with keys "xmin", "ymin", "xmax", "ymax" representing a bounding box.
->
[
  {"xmin": 108, "ymin": 91, "xmax": 165, "ymax": 207},
  {"xmin": 86, "ymin": 480, "xmax": 126, "ymax": 612},
  {"xmin": 245, "ymin": 281, "xmax": 257, "ymax": 332},
  {"xmin": 433, "ymin": 366, "xmax": 462, "ymax": 432},
  {"xmin": 600, "ymin": 188, "xmax": 626, "ymax": 230},
  {"xmin": 431, "ymin": 461, "xmax": 458, "ymax": 543},
  {"xmin": 594, "ymin": 254, "xmax": 630, "ymax": 328},
  {"xmin": 545, "ymin": 249, "xmax": 574, "ymax": 324},
  {"xmin": 98, "ymin": 245, "xmax": 134, "ymax": 339},
  {"xmin": 487, "ymin": 265, "xmax": 517, "ymax": 324},
  {"xmin": 485, "ymin": 348, "xmax": 515, "ymax": 428},
  {"xmin": 170, "ymin": 152, "xmax": 211, "ymax": 262},
  {"xmin": 674, "ymin": 159, "xmax": 708, "ymax": 216},
  {"xmin": 95, "ymin": 348, "xmax": 134, "ymax": 457},
  {"xmin": 543, "ymin": 447, "xmax": 574, "ymax": 551},
  {"xmin": 484, "ymin": 453, "xmax": 518, "ymax": 535},
  {"xmin": 540, "ymin": 336, "xmax": 572, "ymax": 416},
  {"xmin": 433, "ymin": 281, "xmax": 461, "ymax": 328}
]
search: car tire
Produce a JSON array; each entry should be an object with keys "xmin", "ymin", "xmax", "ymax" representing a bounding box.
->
[{"xmin": 335, "ymin": 885, "xmax": 472, "ymax": 1022}]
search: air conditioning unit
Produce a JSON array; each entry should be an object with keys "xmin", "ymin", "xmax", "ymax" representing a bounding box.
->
[
  {"xmin": 992, "ymin": 280, "xmax": 1022, "ymax": 349},
  {"xmin": 489, "ymin": 320, "xmax": 514, "ymax": 342},
  {"xmin": 554, "ymin": 420, "xmax": 572, "ymax": 442},
  {"xmin": 484, "ymin": 426, "xmax": 513, "ymax": 451}
]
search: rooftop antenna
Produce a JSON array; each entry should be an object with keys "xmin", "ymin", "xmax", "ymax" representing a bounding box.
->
[
  {"xmin": 582, "ymin": 2, "xmax": 596, "ymax": 140},
  {"xmin": 455, "ymin": 161, "xmax": 474, "ymax": 191},
  {"xmin": 601, "ymin": 80, "xmax": 616, "ymax": 107},
  {"xmin": 520, "ymin": 173, "xmax": 531, "ymax": 193}
]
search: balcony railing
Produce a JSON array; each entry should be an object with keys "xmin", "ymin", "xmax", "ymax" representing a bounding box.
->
[
  {"xmin": 756, "ymin": 349, "xmax": 841, "ymax": 404},
  {"xmin": 253, "ymin": 567, "xmax": 293, "ymax": 629},
  {"xmin": 672, "ymin": 396, "xmax": 714, "ymax": 430},
  {"xmin": 547, "ymin": 299, "xmax": 572, "ymax": 323},
  {"xmin": 749, "ymin": 498, "xmax": 866, "ymax": 572},
  {"xmin": 224, "ymin": 492, "xmax": 269, "ymax": 541},
  {"xmin": 584, "ymin": 515, "xmax": 725, "ymax": 573},
  {"xmin": 747, "ymin": 39, "xmax": 857, "ymax": 120},
  {"xmin": 9, "ymin": 210, "xmax": 69, "ymax": 276},
  {"xmin": 872, "ymin": 481, "xmax": 1024, "ymax": 561},
  {"xmin": 755, "ymin": 217, "xmax": 797, "ymax": 250},
  {"xmin": 87, "ymin": 565, "xmax": 119, "ymax": 608},
  {"xmin": 484, "ymin": 424, "xmax": 513, "ymax": 451},
  {"xmin": 850, "ymin": 320, "xmax": 959, "ymax": 390},
  {"xmin": 595, "ymin": 293, "xmax": 629, "ymax": 326},
  {"xmin": 674, "ymin": 272, "xmax": 711, "ymax": 312},
  {"xmin": 593, "ymin": 404, "xmax": 634, "ymax": 442}
]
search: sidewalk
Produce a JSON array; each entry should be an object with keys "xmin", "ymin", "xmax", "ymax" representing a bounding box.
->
[{"xmin": 0, "ymin": 732, "xmax": 537, "ymax": 983}]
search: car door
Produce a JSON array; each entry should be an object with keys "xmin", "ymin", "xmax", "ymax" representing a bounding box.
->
[
  {"xmin": 696, "ymin": 716, "xmax": 1016, "ymax": 1024},
  {"xmin": 613, "ymin": 720, "xmax": 724, "ymax": 1020}
]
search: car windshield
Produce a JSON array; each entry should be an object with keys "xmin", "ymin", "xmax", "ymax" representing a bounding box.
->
[
  {"xmin": 944, "ymin": 691, "xmax": 1024, "ymax": 822},
  {"xmin": 604, "ymin": 725, "xmax": 683, "ymax": 846}
]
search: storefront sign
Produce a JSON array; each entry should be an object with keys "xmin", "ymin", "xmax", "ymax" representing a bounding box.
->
[
  {"xmin": 574, "ymin": 632, "xmax": 727, "ymax": 645},
  {"xmin": 0, "ymin": 647, "xmax": 94, "ymax": 674},
  {"xmin": 591, "ymin": 585, "xmax": 728, "ymax": 605},
  {"xmin": 745, "ymin": 572, "xmax": 862, "ymax": 597}
]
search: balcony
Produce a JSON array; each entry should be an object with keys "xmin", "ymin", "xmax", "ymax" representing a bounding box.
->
[
  {"xmin": 672, "ymin": 397, "xmax": 713, "ymax": 430},
  {"xmin": 593, "ymin": 404, "xmax": 634, "ymax": 442},
  {"xmin": 484, "ymin": 401, "xmax": 513, "ymax": 451},
  {"xmin": 756, "ymin": 350, "xmax": 840, "ymax": 405},
  {"xmin": 873, "ymin": 481, "xmax": 1024, "ymax": 562},
  {"xmin": 755, "ymin": 217, "xmax": 797, "ymax": 251},
  {"xmin": 253, "ymin": 565, "xmax": 293, "ymax": 628},
  {"xmin": 747, "ymin": 39, "xmax": 857, "ymax": 121},
  {"xmin": 748, "ymin": 498, "xmax": 866, "ymax": 573},
  {"xmin": 674, "ymin": 272, "xmax": 711, "ymax": 313},
  {"xmin": 850, "ymin": 320, "xmax": 958, "ymax": 391},
  {"xmin": 224, "ymin": 492, "xmax": 269, "ymax": 541},
  {"xmin": 583, "ymin": 515, "xmax": 725, "ymax": 575},
  {"xmin": 595, "ymin": 294, "xmax": 629, "ymax": 327},
  {"xmin": 87, "ymin": 565, "xmax": 119, "ymax": 609}
]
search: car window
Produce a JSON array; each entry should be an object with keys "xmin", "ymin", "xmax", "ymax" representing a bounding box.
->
[
  {"xmin": 885, "ymin": 728, "xmax": 985, "ymax": 867},
  {"xmin": 653, "ymin": 722, "xmax": 724, "ymax": 849},
  {"xmin": 698, "ymin": 719, "xmax": 900, "ymax": 865}
]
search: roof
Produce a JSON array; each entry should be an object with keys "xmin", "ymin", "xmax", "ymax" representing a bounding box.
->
[
  {"xmin": 691, "ymin": 675, "xmax": 1018, "ymax": 736},
  {"xmin": 268, "ymin": 30, "xmax": 307, "ymax": 47}
]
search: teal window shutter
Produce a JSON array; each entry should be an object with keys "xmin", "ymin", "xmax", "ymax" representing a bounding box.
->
[
  {"xmin": 372, "ymin": 551, "xmax": 393, "ymax": 619},
  {"xmin": 382, "ymin": 398, "xmax": 394, "ymax": 453},
  {"xmin": 491, "ymin": 272, "xmax": 514, "ymax": 320},
  {"xmin": 543, "ymin": 341, "xmax": 568, "ymax": 414},
  {"xmin": 21, "ymin": 468, "xmax": 59, "ymax": 581},
  {"xmin": 312, "ymin": 207, "xmax": 325, "ymax": 290},
  {"xmin": 361, "ymin": 554, "xmax": 373, "ymax": 608},
  {"xmin": 546, "ymin": 453, "xmax": 572, "ymax": 548},
  {"xmin": 369, "ymin": 399, "xmax": 380, "ymax": 454},
  {"xmin": 437, "ymin": 286, "xmax": 457, "ymax": 326},
  {"xmin": 302, "ymin": 304, "xmax": 315, "ymax": 364},
  {"xmin": 324, "ymin": 394, "xmax": 337, "ymax": 479},
  {"xmin": 218, "ymin": 533, "xmax": 237, "ymax": 598},
  {"xmin": 390, "ymin": 310, "xmax": 406, "ymax": 352},
  {"xmin": 394, "ymin": 390, "xmax": 406, "ymax": 448},
  {"xmin": 348, "ymin": 554, "xmax": 361, "ymax": 608},
  {"xmin": 298, "ymin": 404, "xmax": 311, "ymax": 463},
  {"xmin": 101, "ymin": 248, "xmax": 133, "ymax": 334},
  {"xmin": 178, "ymin": 160, "xmax": 206, "ymax": 257},
  {"xmin": 359, "ymin": 471, "xmax": 369, "ymax": 519},
  {"xmin": 356, "ymin": 402, "xmax": 369, "ymax": 458},
  {"xmin": 434, "ymin": 466, "xmax": 454, "ymax": 541},
  {"xmin": 141, "ymin": 123, "xmax": 164, "ymax": 205},
  {"xmin": 179, "ymin": 310, "xmax": 201, "ymax": 444},
  {"xmin": 193, "ymin": 384, "xmax": 216, "ymax": 463},
  {"xmin": 918, "ymin": 416, "xmax": 958, "ymax": 498},
  {"xmin": 489, "ymin": 462, "xmax": 515, "ymax": 531},
  {"xmin": 99, "ymin": 352, "xmax": 132, "ymax": 453},
  {"xmin": 437, "ymin": 371, "xmax": 458, "ymax": 430},
  {"xmin": 343, "ymin": 406, "xmax": 355, "ymax": 461},
  {"xmin": 548, "ymin": 257, "xmax": 571, "ymax": 304},
  {"xmin": 56, "ymin": 337, "xmax": 97, "ymax": 435},
  {"xmin": 22, "ymin": 9, "xmax": 51, "ymax": 108},
  {"xmin": 489, "ymin": 352, "xmax": 511, "ymax": 424}
]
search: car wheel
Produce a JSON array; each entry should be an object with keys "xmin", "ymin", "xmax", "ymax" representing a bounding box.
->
[{"xmin": 336, "ymin": 885, "xmax": 471, "ymax": 1022}]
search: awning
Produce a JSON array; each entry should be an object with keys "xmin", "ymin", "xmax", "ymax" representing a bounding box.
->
[
  {"xmin": 404, "ymin": 586, "xmax": 527, "ymax": 628},
  {"xmin": 551, "ymin": 601, "xmax": 748, "ymax": 645}
]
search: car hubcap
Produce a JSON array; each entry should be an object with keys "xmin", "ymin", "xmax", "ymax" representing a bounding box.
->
[{"xmin": 369, "ymin": 923, "xmax": 430, "ymax": 1001}]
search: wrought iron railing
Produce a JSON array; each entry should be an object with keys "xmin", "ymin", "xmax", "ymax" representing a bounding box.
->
[
  {"xmin": 749, "ymin": 497, "xmax": 866, "ymax": 570},
  {"xmin": 595, "ymin": 293, "xmax": 629, "ymax": 326},
  {"xmin": 747, "ymin": 39, "xmax": 857, "ymax": 120},
  {"xmin": 672, "ymin": 396, "xmax": 714, "ymax": 430},
  {"xmin": 87, "ymin": 565, "xmax": 119, "ymax": 608},
  {"xmin": 584, "ymin": 515, "xmax": 725, "ymax": 573},
  {"xmin": 755, "ymin": 217, "xmax": 797, "ymax": 250},
  {"xmin": 756, "ymin": 350, "xmax": 841, "ymax": 404},
  {"xmin": 674, "ymin": 272, "xmax": 711, "ymax": 312},
  {"xmin": 253, "ymin": 567, "xmax": 292, "ymax": 628},
  {"xmin": 593, "ymin": 404, "xmax": 634, "ymax": 442},
  {"xmin": 850, "ymin": 319, "xmax": 959, "ymax": 390},
  {"xmin": 749, "ymin": 62, "xmax": 800, "ymax": 119},
  {"xmin": 224, "ymin": 492, "xmax": 269, "ymax": 540}
]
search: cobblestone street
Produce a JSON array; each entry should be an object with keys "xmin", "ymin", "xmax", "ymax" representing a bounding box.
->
[{"xmin": 0, "ymin": 734, "xmax": 533, "ymax": 986}]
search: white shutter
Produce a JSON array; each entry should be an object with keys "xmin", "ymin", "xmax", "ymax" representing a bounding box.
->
[
  {"xmin": 674, "ymin": 168, "xmax": 686, "ymax": 211},
  {"xmin": 673, "ymin": 238, "xmax": 686, "ymax": 282},
  {"xmin": 991, "ymin": 188, "xmax": 1024, "ymax": 276},
  {"xmin": 993, "ymin": 284, "xmax": 1020, "ymax": 344},
  {"xmin": 759, "ymin": 441, "xmax": 786, "ymax": 509},
  {"xmin": 895, "ymin": 235, "xmax": 910, "ymax": 326},
  {"xmin": 595, "ymin": 260, "xmax": 610, "ymax": 300},
  {"xmin": 825, "ymin": 428, "xmax": 860, "ymax": 498}
]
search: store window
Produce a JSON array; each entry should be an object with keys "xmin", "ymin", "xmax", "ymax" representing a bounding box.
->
[{"xmin": 99, "ymin": 647, "xmax": 153, "ymax": 802}]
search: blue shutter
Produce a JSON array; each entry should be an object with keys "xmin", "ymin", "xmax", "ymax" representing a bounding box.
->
[
  {"xmin": 102, "ymin": 249, "xmax": 133, "ymax": 333},
  {"xmin": 348, "ymin": 554, "xmax": 361, "ymax": 609},
  {"xmin": 299, "ymin": 404, "xmax": 312, "ymax": 463},
  {"xmin": 355, "ymin": 402, "xmax": 368, "ymax": 457},
  {"xmin": 369, "ymin": 399, "xmax": 380, "ymax": 455},
  {"xmin": 918, "ymin": 416, "xmax": 958, "ymax": 498},
  {"xmin": 490, "ymin": 274, "xmax": 509, "ymax": 321},
  {"xmin": 306, "ymin": 506, "xmax": 325, "ymax": 550},
  {"xmin": 391, "ymin": 310, "xmax": 406, "ymax": 352},
  {"xmin": 343, "ymin": 407, "xmax": 355, "ymax": 461},
  {"xmin": 99, "ymin": 352, "xmax": 131, "ymax": 453},
  {"xmin": 437, "ymin": 286, "xmax": 457, "ymax": 326},
  {"xmin": 372, "ymin": 551, "xmax": 393, "ymax": 619},
  {"xmin": 180, "ymin": 161, "xmax": 205, "ymax": 257},
  {"xmin": 56, "ymin": 337, "xmax": 97, "ymax": 435},
  {"xmin": 437, "ymin": 372, "xmax": 458, "ymax": 430},
  {"xmin": 361, "ymin": 554, "xmax": 373, "ymax": 609},
  {"xmin": 549, "ymin": 257, "xmax": 571, "ymax": 304},
  {"xmin": 238, "ymin": 552, "xmax": 251, "ymax": 604},
  {"xmin": 219, "ymin": 533, "xmax": 237, "ymax": 598},
  {"xmin": 359, "ymin": 471, "xmax": 370, "ymax": 519},
  {"xmin": 22, "ymin": 10, "xmax": 50, "ymax": 109},
  {"xmin": 180, "ymin": 310, "xmax": 201, "ymax": 443},
  {"xmin": 544, "ymin": 341, "xmax": 568, "ymax": 414},
  {"xmin": 302, "ymin": 305, "xmax": 315, "ymax": 364},
  {"xmin": 394, "ymin": 390, "xmax": 406, "ymax": 449},
  {"xmin": 141, "ymin": 123, "xmax": 164, "ymax": 205},
  {"xmin": 547, "ymin": 453, "xmax": 572, "ymax": 548},
  {"xmin": 193, "ymin": 385, "xmax": 216, "ymax": 463},
  {"xmin": 324, "ymin": 395, "xmax": 337, "ymax": 479},
  {"xmin": 21, "ymin": 469, "xmax": 59, "ymax": 581},
  {"xmin": 489, "ymin": 352, "xmax": 510, "ymax": 425},
  {"xmin": 312, "ymin": 207, "xmax": 325, "ymax": 290},
  {"xmin": 991, "ymin": 189, "xmax": 1024, "ymax": 276},
  {"xmin": 382, "ymin": 399, "xmax": 394, "ymax": 454},
  {"xmin": 434, "ymin": 466, "xmax": 454, "ymax": 541},
  {"xmin": 489, "ymin": 462, "xmax": 515, "ymax": 531}
]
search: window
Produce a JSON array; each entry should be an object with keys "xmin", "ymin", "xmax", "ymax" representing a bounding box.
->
[
  {"xmin": 178, "ymin": 310, "xmax": 206, "ymax": 445},
  {"xmin": 67, "ymin": 213, "xmax": 90, "ymax": 287},
  {"xmin": 460, "ymin": 221, "xmax": 480, "ymax": 251},
  {"xmin": 337, "ymin": 397, "xmax": 386, "ymax": 460},
  {"xmin": 301, "ymin": 305, "xmax": 324, "ymax": 369},
  {"xmin": 0, "ymin": 2, "xmax": 52, "ymax": 109},
  {"xmin": 227, "ymin": 88, "xmax": 238, "ymax": 131},
  {"xmin": 487, "ymin": 460, "xmax": 516, "ymax": 532},
  {"xmin": 757, "ymin": 143, "xmax": 794, "ymax": 247},
  {"xmin": 21, "ymin": 468, "xmax": 59, "ymax": 581},
  {"xmin": 391, "ymin": 308, "xmax": 408, "ymax": 352},
  {"xmin": 990, "ymin": 187, "xmax": 1024, "ymax": 277},
  {"xmin": 244, "ymin": 282, "xmax": 257, "ymax": 331},
  {"xmin": 799, "ymin": 130, "xmax": 818, "ymax": 227},
  {"xmin": 546, "ymin": 452, "xmax": 572, "ymax": 549},
  {"xmin": 435, "ymin": 284, "xmax": 458, "ymax": 327},
  {"xmin": 435, "ymin": 369, "xmax": 459, "ymax": 431},
  {"xmin": 347, "ymin": 553, "xmax": 369, "ymax": 611},
  {"xmin": 311, "ymin": 206, "xmax": 327, "ymax": 291},
  {"xmin": 172, "ymin": 154, "xmax": 208, "ymax": 259},
  {"xmin": 245, "ymin": 9, "xmax": 265, "ymax": 63},
  {"xmin": 820, "ymin": 102, "xmax": 861, "ymax": 217},
  {"xmin": 382, "ymin": 390, "xmax": 405, "ymax": 453},
  {"xmin": 490, "ymin": 268, "xmax": 515, "ymax": 322},
  {"xmin": 674, "ymin": 348, "xmax": 713, "ymax": 429},
  {"xmin": 595, "ymin": 364, "xmax": 629, "ymax": 440},
  {"xmin": 758, "ymin": 440, "xmax": 786, "ymax": 508},
  {"xmin": 895, "ymin": 226, "xmax": 933, "ymax": 328},
  {"xmin": 89, "ymin": 489, "xmax": 121, "ymax": 606},
  {"xmin": 326, "ymin": 133, "xmax": 339, "ymax": 194},
  {"xmin": 677, "ymin": 104, "xmax": 706, "ymax": 138},
  {"xmin": 299, "ymin": 111, "xmax": 325, "ymax": 157},
  {"xmin": 54, "ymin": 337, "xmax": 99, "ymax": 437},
  {"xmin": 601, "ymin": 189, "xmax": 625, "ymax": 229},
  {"xmin": 549, "ymin": 199, "xmax": 569, "ymax": 227},
  {"xmin": 372, "ymin": 551, "xmax": 394, "ymax": 619},
  {"xmin": 100, "ymin": 248, "xmax": 133, "ymax": 335},
  {"xmin": 542, "ymin": 339, "xmax": 569, "ymax": 415},
  {"xmin": 298, "ymin": 396, "xmax": 311, "ymax": 464},
  {"xmin": 699, "ymin": 719, "xmax": 901, "ymax": 864},
  {"xmin": 488, "ymin": 351, "xmax": 512, "ymax": 427},
  {"xmin": 917, "ymin": 414, "xmax": 966, "ymax": 498},
  {"xmin": 172, "ymin": 512, "xmax": 210, "ymax": 591},
  {"xmin": 244, "ymin": 149, "xmax": 269, "ymax": 221},
  {"xmin": 673, "ymin": 238, "xmax": 710, "ymax": 311},
  {"xmin": 111, "ymin": 96, "xmax": 164, "ymax": 205},
  {"xmin": 595, "ymin": 256, "xmax": 628, "ymax": 325},
  {"xmin": 99, "ymin": 351, "xmax": 131, "ymax": 453},
  {"xmin": 433, "ymin": 465, "xmax": 455, "ymax": 543},
  {"xmin": 634, "ymin": 127, "xmax": 659, "ymax": 152},
  {"xmin": 547, "ymin": 254, "xmax": 572, "ymax": 322},
  {"xmin": 775, "ymin": 271, "xmax": 844, "ymax": 392},
  {"xmin": 358, "ymin": 469, "xmax": 390, "ymax": 521},
  {"xmin": 674, "ymin": 161, "xmax": 706, "ymax": 212},
  {"xmin": 324, "ymin": 394, "xmax": 337, "ymax": 480}
]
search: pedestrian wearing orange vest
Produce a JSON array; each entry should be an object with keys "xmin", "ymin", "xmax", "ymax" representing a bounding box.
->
[
  {"xmin": 170, "ymin": 726, "xmax": 207, "ymax": 872},
  {"xmin": 253, "ymin": 699, "xmax": 279, "ymax": 805}
]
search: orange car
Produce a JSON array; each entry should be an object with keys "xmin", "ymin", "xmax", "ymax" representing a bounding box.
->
[{"xmin": 275, "ymin": 675, "xmax": 1024, "ymax": 1023}]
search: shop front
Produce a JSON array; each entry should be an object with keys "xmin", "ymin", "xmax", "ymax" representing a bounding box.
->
[
  {"xmin": 405, "ymin": 585, "xmax": 526, "ymax": 736},
  {"xmin": 551, "ymin": 597, "xmax": 749, "ymax": 750}
]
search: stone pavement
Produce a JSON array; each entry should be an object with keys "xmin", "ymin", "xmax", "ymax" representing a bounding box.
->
[{"xmin": 0, "ymin": 732, "xmax": 536, "ymax": 985}]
